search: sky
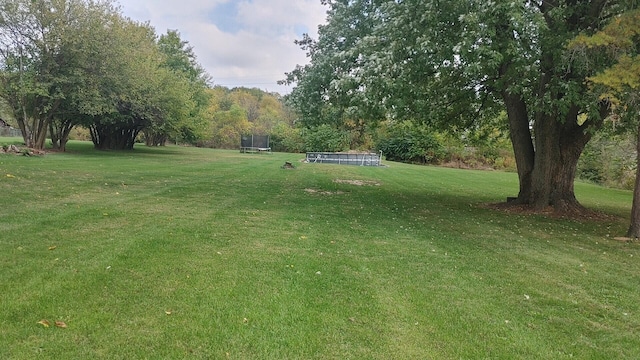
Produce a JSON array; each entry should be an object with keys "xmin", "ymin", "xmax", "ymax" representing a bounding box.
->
[{"xmin": 116, "ymin": 0, "xmax": 327, "ymax": 95}]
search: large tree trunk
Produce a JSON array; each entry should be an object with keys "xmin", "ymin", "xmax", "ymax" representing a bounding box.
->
[
  {"xmin": 18, "ymin": 116, "xmax": 49, "ymax": 150},
  {"xmin": 494, "ymin": 0, "xmax": 610, "ymax": 216},
  {"xmin": 503, "ymin": 91, "xmax": 599, "ymax": 215},
  {"xmin": 144, "ymin": 131, "xmax": 168, "ymax": 147},
  {"xmin": 530, "ymin": 106, "xmax": 592, "ymax": 213},
  {"xmin": 502, "ymin": 91, "xmax": 534, "ymax": 203},
  {"xmin": 90, "ymin": 124, "xmax": 140, "ymax": 150},
  {"xmin": 49, "ymin": 119, "xmax": 74, "ymax": 152},
  {"xmin": 501, "ymin": 75, "xmax": 587, "ymax": 214},
  {"xmin": 627, "ymin": 123, "xmax": 640, "ymax": 238}
]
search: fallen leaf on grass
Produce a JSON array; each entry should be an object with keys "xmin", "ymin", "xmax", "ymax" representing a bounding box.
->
[
  {"xmin": 55, "ymin": 321, "xmax": 67, "ymax": 328},
  {"xmin": 37, "ymin": 320, "xmax": 51, "ymax": 328},
  {"xmin": 6, "ymin": 174, "xmax": 15, "ymax": 178},
  {"xmin": 165, "ymin": 310, "xmax": 172, "ymax": 315},
  {"xmin": 48, "ymin": 245, "xmax": 57, "ymax": 250}
]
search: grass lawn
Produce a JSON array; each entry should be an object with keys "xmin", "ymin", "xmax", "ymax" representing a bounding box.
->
[{"xmin": 1, "ymin": 139, "xmax": 639, "ymax": 359}]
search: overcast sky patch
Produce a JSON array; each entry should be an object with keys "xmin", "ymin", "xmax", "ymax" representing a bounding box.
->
[
  {"xmin": 209, "ymin": 2, "xmax": 241, "ymax": 34},
  {"xmin": 116, "ymin": 0, "xmax": 327, "ymax": 94}
]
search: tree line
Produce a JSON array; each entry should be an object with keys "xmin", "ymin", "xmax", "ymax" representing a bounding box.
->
[{"xmin": 0, "ymin": 0, "xmax": 313, "ymax": 153}]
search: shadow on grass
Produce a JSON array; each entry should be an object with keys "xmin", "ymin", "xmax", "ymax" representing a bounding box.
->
[{"xmin": 60, "ymin": 141, "xmax": 188, "ymax": 157}]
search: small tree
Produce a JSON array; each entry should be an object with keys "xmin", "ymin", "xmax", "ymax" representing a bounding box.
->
[
  {"xmin": 147, "ymin": 30, "xmax": 211, "ymax": 146},
  {"xmin": 569, "ymin": 10, "xmax": 640, "ymax": 236}
]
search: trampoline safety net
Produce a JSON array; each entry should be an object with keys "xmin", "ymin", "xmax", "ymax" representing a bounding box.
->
[{"xmin": 240, "ymin": 135, "xmax": 271, "ymax": 153}]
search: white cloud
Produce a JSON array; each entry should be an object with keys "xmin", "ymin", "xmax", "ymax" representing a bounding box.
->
[{"xmin": 116, "ymin": 0, "xmax": 326, "ymax": 94}]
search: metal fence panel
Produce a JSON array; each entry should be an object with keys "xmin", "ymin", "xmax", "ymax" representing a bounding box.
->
[
  {"xmin": 0, "ymin": 127, "xmax": 22, "ymax": 137},
  {"xmin": 305, "ymin": 152, "xmax": 382, "ymax": 166}
]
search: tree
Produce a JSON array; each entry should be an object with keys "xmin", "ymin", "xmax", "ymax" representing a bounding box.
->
[
  {"xmin": 0, "ymin": 0, "xmax": 170, "ymax": 151},
  {"xmin": 228, "ymin": 88, "xmax": 289, "ymax": 134},
  {"xmin": 47, "ymin": 0, "xmax": 120, "ymax": 151},
  {"xmin": 85, "ymin": 17, "xmax": 206, "ymax": 151},
  {"xmin": 157, "ymin": 30, "xmax": 211, "ymax": 85},
  {"xmin": 0, "ymin": 0, "xmax": 118, "ymax": 149},
  {"xmin": 282, "ymin": 0, "xmax": 388, "ymax": 130},
  {"xmin": 209, "ymin": 104, "xmax": 251, "ymax": 149},
  {"xmin": 569, "ymin": 10, "xmax": 640, "ymax": 236},
  {"xmin": 285, "ymin": 0, "xmax": 638, "ymax": 215},
  {"xmin": 146, "ymin": 30, "xmax": 211, "ymax": 146},
  {"xmin": 84, "ymin": 16, "xmax": 159, "ymax": 150}
]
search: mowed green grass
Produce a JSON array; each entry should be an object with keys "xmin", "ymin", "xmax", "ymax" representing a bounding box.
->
[{"xmin": 1, "ymin": 140, "xmax": 639, "ymax": 359}]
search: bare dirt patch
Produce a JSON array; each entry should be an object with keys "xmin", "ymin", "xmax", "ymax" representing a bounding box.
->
[
  {"xmin": 304, "ymin": 188, "xmax": 345, "ymax": 196},
  {"xmin": 333, "ymin": 179, "xmax": 382, "ymax": 186}
]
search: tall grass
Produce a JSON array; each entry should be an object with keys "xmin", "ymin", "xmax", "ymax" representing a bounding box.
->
[{"xmin": 1, "ymin": 140, "xmax": 638, "ymax": 359}]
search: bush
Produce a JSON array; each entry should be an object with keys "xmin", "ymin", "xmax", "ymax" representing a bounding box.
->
[
  {"xmin": 577, "ymin": 148, "xmax": 604, "ymax": 184},
  {"xmin": 270, "ymin": 123, "xmax": 304, "ymax": 153},
  {"xmin": 302, "ymin": 125, "xmax": 350, "ymax": 152},
  {"xmin": 578, "ymin": 133, "xmax": 636, "ymax": 189},
  {"xmin": 375, "ymin": 121, "xmax": 445, "ymax": 164},
  {"xmin": 68, "ymin": 127, "xmax": 92, "ymax": 141}
]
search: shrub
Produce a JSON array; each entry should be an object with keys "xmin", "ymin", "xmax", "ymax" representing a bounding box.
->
[
  {"xmin": 375, "ymin": 121, "xmax": 445, "ymax": 164},
  {"xmin": 578, "ymin": 133, "xmax": 636, "ymax": 189},
  {"xmin": 577, "ymin": 148, "xmax": 604, "ymax": 184},
  {"xmin": 302, "ymin": 124, "xmax": 350, "ymax": 152},
  {"xmin": 68, "ymin": 127, "xmax": 92, "ymax": 141},
  {"xmin": 270, "ymin": 123, "xmax": 304, "ymax": 153}
]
